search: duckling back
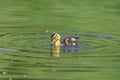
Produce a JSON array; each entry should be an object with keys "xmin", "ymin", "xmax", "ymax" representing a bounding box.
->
[{"xmin": 61, "ymin": 36, "xmax": 79, "ymax": 46}]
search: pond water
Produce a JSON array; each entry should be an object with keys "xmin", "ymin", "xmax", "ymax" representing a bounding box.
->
[{"xmin": 0, "ymin": 30, "xmax": 120, "ymax": 80}]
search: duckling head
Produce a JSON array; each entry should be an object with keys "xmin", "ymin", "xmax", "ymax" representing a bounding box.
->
[{"xmin": 51, "ymin": 33, "xmax": 61, "ymax": 46}]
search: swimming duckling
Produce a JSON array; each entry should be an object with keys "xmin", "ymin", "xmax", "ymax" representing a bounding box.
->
[
  {"xmin": 50, "ymin": 33, "xmax": 79, "ymax": 56},
  {"xmin": 51, "ymin": 33, "xmax": 61, "ymax": 57},
  {"xmin": 61, "ymin": 36, "xmax": 79, "ymax": 46}
]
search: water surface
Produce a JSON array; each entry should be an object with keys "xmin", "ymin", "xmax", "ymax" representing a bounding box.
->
[
  {"xmin": 0, "ymin": 30, "xmax": 120, "ymax": 80},
  {"xmin": 0, "ymin": 0, "xmax": 120, "ymax": 80}
]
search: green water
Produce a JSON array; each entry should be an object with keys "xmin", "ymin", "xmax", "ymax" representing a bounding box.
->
[{"xmin": 0, "ymin": 0, "xmax": 120, "ymax": 80}]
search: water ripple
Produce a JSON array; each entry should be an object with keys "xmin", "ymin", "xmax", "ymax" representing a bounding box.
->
[
  {"xmin": 0, "ymin": 31, "xmax": 120, "ymax": 80},
  {"xmin": 0, "ymin": 31, "xmax": 120, "ymax": 53}
]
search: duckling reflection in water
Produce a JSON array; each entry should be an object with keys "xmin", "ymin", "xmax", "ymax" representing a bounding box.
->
[
  {"xmin": 51, "ymin": 33, "xmax": 61, "ymax": 57},
  {"xmin": 51, "ymin": 33, "xmax": 79, "ymax": 57}
]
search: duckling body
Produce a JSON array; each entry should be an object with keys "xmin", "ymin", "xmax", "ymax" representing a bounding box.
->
[
  {"xmin": 61, "ymin": 36, "xmax": 79, "ymax": 46},
  {"xmin": 51, "ymin": 33, "xmax": 60, "ymax": 57}
]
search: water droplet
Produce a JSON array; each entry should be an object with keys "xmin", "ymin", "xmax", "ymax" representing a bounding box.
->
[
  {"xmin": 45, "ymin": 30, "xmax": 48, "ymax": 33},
  {"xmin": 52, "ymin": 69, "xmax": 56, "ymax": 72},
  {"xmin": 2, "ymin": 71, "xmax": 7, "ymax": 75},
  {"xmin": 23, "ymin": 75, "xmax": 26, "ymax": 77}
]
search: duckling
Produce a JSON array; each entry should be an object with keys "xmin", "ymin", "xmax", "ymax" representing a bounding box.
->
[
  {"xmin": 50, "ymin": 33, "xmax": 79, "ymax": 56},
  {"xmin": 61, "ymin": 36, "xmax": 79, "ymax": 46},
  {"xmin": 50, "ymin": 33, "xmax": 61, "ymax": 57}
]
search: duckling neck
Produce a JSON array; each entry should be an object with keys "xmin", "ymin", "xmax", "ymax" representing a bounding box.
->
[{"xmin": 54, "ymin": 40, "xmax": 60, "ymax": 46}]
